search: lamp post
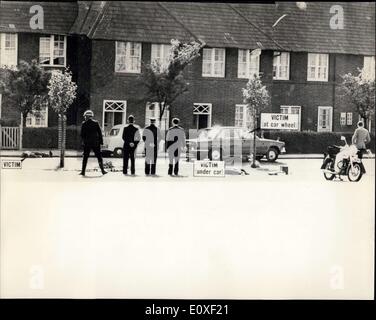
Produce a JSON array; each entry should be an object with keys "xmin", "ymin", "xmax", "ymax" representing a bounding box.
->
[{"xmin": 251, "ymin": 111, "xmax": 258, "ymax": 168}]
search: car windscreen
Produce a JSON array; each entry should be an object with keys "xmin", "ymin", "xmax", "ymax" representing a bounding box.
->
[{"xmin": 109, "ymin": 128, "xmax": 120, "ymax": 136}]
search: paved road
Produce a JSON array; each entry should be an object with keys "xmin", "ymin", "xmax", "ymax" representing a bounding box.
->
[{"xmin": 0, "ymin": 158, "xmax": 374, "ymax": 299}]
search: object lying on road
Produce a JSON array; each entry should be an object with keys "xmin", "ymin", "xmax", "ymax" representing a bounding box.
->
[{"xmin": 21, "ymin": 151, "xmax": 53, "ymax": 158}]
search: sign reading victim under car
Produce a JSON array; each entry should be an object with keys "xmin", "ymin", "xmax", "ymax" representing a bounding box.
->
[
  {"xmin": 260, "ymin": 113, "xmax": 300, "ymax": 130},
  {"xmin": 193, "ymin": 161, "xmax": 225, "ymax": 177}
]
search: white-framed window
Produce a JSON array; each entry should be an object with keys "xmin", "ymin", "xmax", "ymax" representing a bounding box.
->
[
  {"xmin": 193, "ymin": 103, "xmax": 212, "ymax": 129},
  {"xmin": 317, "ymin": 106, "xmax": 333, "ymax": 132},
  {"xmin": 103, "ymin": 100, "xmax": 127, "ymax": 135},
  {"xmin": 280, "ymin": 105, "xmax": 301, "ymax": 131},
  {"xmin": 151, "ymin": 44, "xmax": 172, "ymax": 72},
  {"xmin": 145, "ymin": 102, "xmax": 170, "ymax": 131},
  {"xmin": 273, "ymin": 51, "xmax": 290, "ymax": 80},
  {"xmin": 238, "ymin": 49, "xmax": 260, "ymax": 79},
  {"xmin": 25, "ymin": 107, "xmax": 48, "ymax": 127},
  {"xmin": 235, "ymin": 104, "xmax": 253, "ymax": 128},
  {"xmin": 307, "ymin": 53, "xmax": 329, "ymax": 81},
  {"xmin": 340, "ymin": 112, "xmax": 353, "ymax": 126},
  {"xmin": 0, "ymin": 33, "xmax": 18, "ymax": 67},
  {"xmin": 202, "ymin": 48, "xmax": 225, "ymax": 77},
  {"xmin": 346, "ymin": 112, "xmax": 353, "ymax": 125},
  {"xmin": 363, "ymin": 56, "xmax": 375, "ymax": 80},
  {"xmin": 115, "ymin": 41, "xmax": 141, "ymax": 73},
  {"xmin": 39, "ymin": 35, "xmax": 66, "ymax": 67},
  {"xmin": 340, "ymin": 112, "xmax": 346, "ymax": 126}
]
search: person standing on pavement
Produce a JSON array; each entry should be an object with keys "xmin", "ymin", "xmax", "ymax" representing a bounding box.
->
[
  {"xmin": 122, "ymin": 115, "xmax": 141, "ymax": 175},
  {"xmin": 79, "ymin": 110, "xmax": 107, "ymax": 176},
  {"xmin": 142, "ymin": 117, "xmax": 162, "ymax": 176},
  {"xmin": 166, "ymin": 118, "xmax": 186, "ymax": 176},
  {"xmin": 352, "ymin": 121, "xmax": 371, "ymax": 153}
]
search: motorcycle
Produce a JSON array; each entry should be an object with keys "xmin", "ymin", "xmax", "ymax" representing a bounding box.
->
[{"xmin": 321, "ymin": 136, "xmax": 368, "ymax": 182}]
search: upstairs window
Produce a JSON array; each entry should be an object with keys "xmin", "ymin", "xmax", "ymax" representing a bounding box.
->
[
  {"xmin": 363, "ymin": 56, "xmax": 375, "ymax": 80},
  {"xmin": 39, "ymin": 35, "xmax": 66, "ymax": 67},
  {"xmin": 0, "ymin": 33, "xmax": 18, "ymax": 67},
  {"xmin": 273, "ymin": 51, "xmax": 289, "ymax": 80},
  {"xmin": 307, "ymin": 53, "xmax": 329, "ymax": 81},
  {"xmin": 238, "ymin": 49, "xmax": 260, "ymax": 79},
  {"xmin": 115, "ymin": 41, "xmax": 141, "ymax": 73},
  {"xmin": 151, "ymin": 44, "xmax": 172, "ymax": 72},
  {"xmin": 202, "ymin": 48, "xmax": 225, "ymax": 77}
]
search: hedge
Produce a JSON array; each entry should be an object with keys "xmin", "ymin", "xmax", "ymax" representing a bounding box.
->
[
  {"xmin": 262, "ymin": 131, "xmax": 375, "ymax": 154},
  {"xmin": 22, "ymin": 126, "xmax": 81, "ymax": 149}
]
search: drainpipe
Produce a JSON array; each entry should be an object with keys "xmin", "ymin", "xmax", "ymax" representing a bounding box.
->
[{"xmin": 332, "ymin": 54, "xmax": 336, "ymax": 132}]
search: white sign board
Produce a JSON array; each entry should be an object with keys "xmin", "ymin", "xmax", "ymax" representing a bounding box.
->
[
  {"xmin": 193, "ymin": 161, "xmax": 225, "ymax": 177},
  {"xmin": 261, "ymin": 113, "xmax": 300, "ymax": 130},
  {"xmin": 1, "ymin": 159, "xmax": 22, "ymax": 169}
]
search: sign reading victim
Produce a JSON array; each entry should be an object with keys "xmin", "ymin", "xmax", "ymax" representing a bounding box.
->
[
  {"xmin": 1, "ymin": 159, "xmax": 22, "ymax": 169},
  {"xmin": 261, "ymin": 113, "xmax": 300, "ymax": 130}
]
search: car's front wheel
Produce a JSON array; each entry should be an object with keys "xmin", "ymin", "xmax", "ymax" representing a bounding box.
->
[
  {"xmin": 266, "ymin": 147, "xmax": 279, "ymax": 162},
  {"xmin": 209, "ymin": 148, "xmax": 222, "ymax": 161},
  {"xmin": 113, "ymin": 148, "xmax": 123, "ymax": 158}
]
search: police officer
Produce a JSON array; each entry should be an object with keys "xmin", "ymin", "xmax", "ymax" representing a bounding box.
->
[
  {"xmin": 142, "ymin": 117, "xmax": 162, "ymax": 175},
  {"xmin": 166, "ymin": 118, "xmax": 186, "ymax": 176},
  {"xmin": 79, "ymin": 110, "xmax": 107, "ymax": 176},
  {"xmin": 122, "ymin": 115, "xmax": 141, "ymax": 175}
]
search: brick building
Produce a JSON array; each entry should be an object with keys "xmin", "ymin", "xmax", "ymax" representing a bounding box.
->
[{"xmin": 0, "ymin": 1, "xmax": 375, "ymax": 136}]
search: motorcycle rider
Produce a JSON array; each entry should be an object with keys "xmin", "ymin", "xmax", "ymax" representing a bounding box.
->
[{"xmin": 333, "ymin": 121, "xmax": 370, "ymax": 174}]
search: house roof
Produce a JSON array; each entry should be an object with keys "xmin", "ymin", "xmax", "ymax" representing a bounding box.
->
[
  {"xmin": 70, "ymin": 1, "xmax": 195, "ymax": 44},
  {"xmin": 0, "ymin": 1, "xmax": 78, "ymax": 34},
  {"xmin": 1, "ymin": 1, "xmax": 375, "ymax": 56},
  {"xmin": 232, "ymin": 2, "xmax": 375, "ymax": 55}
]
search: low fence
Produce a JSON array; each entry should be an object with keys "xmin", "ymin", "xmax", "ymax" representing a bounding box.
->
[{"xmin": 0, "ymin": 125, "xmax": 22, "ymax": 150}]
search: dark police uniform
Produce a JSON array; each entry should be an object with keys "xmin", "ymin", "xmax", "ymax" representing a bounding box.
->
[
  {"xmin": 80, "ymin": 118, "xmax": 106, "ymax": 175},
  {"xmin": 142, "ymin": 122, "xmax": 162, "ymax": 175},
  {"xmin": 122, "ymin": 123, "xmax": 141, "ymax": 174},
  {"xmin": 166, "ymin": 124, "xmax": 186, "ymax": 175}
]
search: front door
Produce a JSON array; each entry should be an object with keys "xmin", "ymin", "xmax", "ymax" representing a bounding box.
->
[
  {"xmin": 317, "ymin": 106, "xmax": 333, "ymax": 132},
  {"xmin": 103, "ymin": 100, "xmax": 127, "ymax": 136},
  {"xmin": 193, "ymin": 103, "xmax": 212, "ymax": 130}
]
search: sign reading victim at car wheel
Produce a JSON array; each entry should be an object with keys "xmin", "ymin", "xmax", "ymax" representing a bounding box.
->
[
  {"xmin": 193, "ymin": 161, "xmax": 225, "ymax": 177},
  {"xmin": 261, "ymin": 113, "xmax": 300, "ymax": 130}
]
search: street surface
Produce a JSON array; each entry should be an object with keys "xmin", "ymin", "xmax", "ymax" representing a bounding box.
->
[{"xmin": 0, "ymin": 157, "xmax": 374, "ymax": 299}]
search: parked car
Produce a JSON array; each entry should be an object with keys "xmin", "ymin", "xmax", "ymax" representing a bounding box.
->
[
  {"xmin": 186, "ymin": 126, "xmax": 286, "ymax": 162},
  {"xmin": 102, "ymin": 124, "xmax": 145, "ymax": 157}
]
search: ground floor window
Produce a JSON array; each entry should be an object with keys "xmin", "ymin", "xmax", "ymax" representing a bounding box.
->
[
  {"xmin": 340, "ymin": 112, "xmax": 353, "ymax": 126},
  {"xmin": 235, "ymin": 104, "xmax": 253, "ymax": 129},
  {"xmin": 193, "ymin": 103, "xmax": 212, "ymax": 130},
  {"xmin": 280, "ymin": 105, "xmax": 301, "ymax": 131},
  {"xmin": 103, "ymin": 100, "xmax": 126, "ymax": 135},
  {"xmin": 145, "ymin": 102, "xmax": 170, "ymax": 130},
  {"xmin": 317, "ymin": 106, "xmax": 333, "ymax": 132},
  {"xmin": 25, "ymin": 107, "xmax": 48, "ymax": 127}
]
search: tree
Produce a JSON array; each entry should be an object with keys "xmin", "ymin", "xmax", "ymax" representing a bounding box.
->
[
  {"xmin": 0, "ymin": 60, "xmax": 50, "ymax": 126},
  {"xmin": 47, "ymin": 69, "xmax": 77, "ymax": 168},
  {"xmin": 242, "ymin": 74, "xmax": 271, "ymax": 168},
  {"xmin": 341, "ymin": 70, "xmax": 375, "ymax": 130},
  {"xmin": 138, "ymin": 39, "xmax": 203, "ymax": 126}
]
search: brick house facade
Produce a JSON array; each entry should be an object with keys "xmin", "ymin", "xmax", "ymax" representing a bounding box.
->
[{"xmin": 0, "ymin": 1, "xmax": 375, "ymax": 137}]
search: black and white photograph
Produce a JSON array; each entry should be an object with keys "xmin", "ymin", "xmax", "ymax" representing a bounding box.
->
[{"xmin": 0, "ymin": 0, "xmax": 374, "ymax": 308}]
